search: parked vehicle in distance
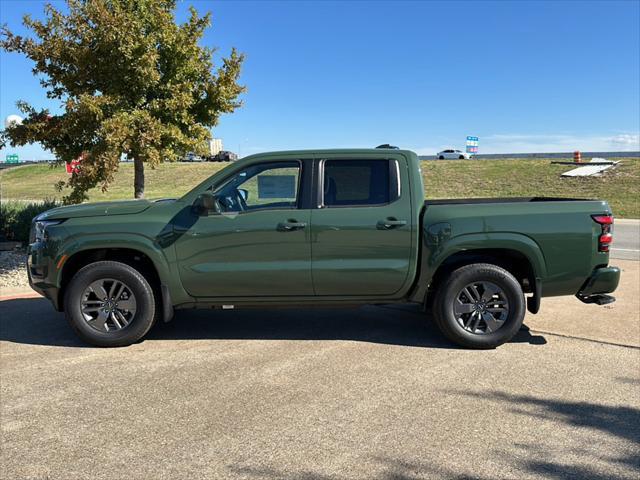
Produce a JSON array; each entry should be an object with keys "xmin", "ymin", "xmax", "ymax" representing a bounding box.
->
[
  {"xmin": 183, "ymin": 152, "xmax": 204, "ymax": 162},
  {"xmin": 437, "ymin": 149, "xmax": 470, "ymax": 160},
  {"xmin": 208, "ymin": 150, "xmax": 238, "ymax": 162},
  {"xmin": 28, "ymin": 148, "xmax": 620, "ymax": 348}
]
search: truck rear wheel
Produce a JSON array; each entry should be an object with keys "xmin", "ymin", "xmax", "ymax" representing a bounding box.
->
[
  {"xmin": 64, "ymin": 261, "xmax": 158, "ymax": 347},
  {"xmin": 432, "ymin": 263, "xmax": 525, "ymax": 349}
]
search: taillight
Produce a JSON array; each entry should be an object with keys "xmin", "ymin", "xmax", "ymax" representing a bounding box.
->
[
  {"xmin": 592, "ymin": 214, "xmax": 613, "ymax": 252},
  {"xmin": 592, "ymin": 215, "xmax": 613, "ymax": 225}
]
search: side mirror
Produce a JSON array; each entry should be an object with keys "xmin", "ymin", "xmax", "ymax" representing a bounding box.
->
[
  {"xmin": 192, "ymin": 192, "xmax": 219, "ymax": 216},
  {"xmin": 238, "ymin": 188, "xmax": 249, "ymax": 202}
]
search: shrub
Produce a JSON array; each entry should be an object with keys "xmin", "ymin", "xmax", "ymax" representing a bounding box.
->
[{"xmin": 0, "ymin": 200, "xmax": 59, "ymax": 243}]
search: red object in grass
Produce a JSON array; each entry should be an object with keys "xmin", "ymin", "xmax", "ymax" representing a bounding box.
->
[{"xmin": 65, "ymin": 159, "xmax": 81, "ymax": 174}]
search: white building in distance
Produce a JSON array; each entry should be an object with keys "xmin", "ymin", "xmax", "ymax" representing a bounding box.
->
[{"xmin": 209, "ymin": 138, "xmax": 223, "ymax": 156}]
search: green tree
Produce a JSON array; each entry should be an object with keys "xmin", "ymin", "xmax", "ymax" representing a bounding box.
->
[{"xmin": 1, "ymin": 0, "xmax": 245, "ymax": 203}]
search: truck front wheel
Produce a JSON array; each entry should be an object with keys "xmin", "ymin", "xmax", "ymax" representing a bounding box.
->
[
  {"xmin": 64, "ymin": 261, "xmax": 158, "ymax": 347},
  {"xmin": 432, "ymin": 263, "xmax": 525, "ymax": 349}
]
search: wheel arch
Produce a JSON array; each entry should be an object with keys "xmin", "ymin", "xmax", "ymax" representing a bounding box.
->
[
  {"xmin": 415, "ymin": 232, "xmax": 547, "ymax": 312},
  {"xmin": 429, "ymin": 248, "xmax": 537, "ymax": 297},
  {"xmin": 57, "ymin": 245, "xmax": 166, "ymax": 312}
]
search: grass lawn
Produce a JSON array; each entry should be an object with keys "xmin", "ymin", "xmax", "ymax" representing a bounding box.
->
[
  {"xmin": 0, "ymin": 162, "xmax": 227, "ymax": 203},
  {"xmin": 1, "ymin": 157, "xmax": 638, "ymax": 217},
  {"xmin": 423, "ymin": 157, "xmax": 640, "ymax": 218}
]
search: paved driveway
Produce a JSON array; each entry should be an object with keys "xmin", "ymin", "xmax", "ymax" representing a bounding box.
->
[
  {"xmin": 1, "ymin": 297, "xmax": 638, "ymax": 479},
  {"xmin": 525, "ymin": 259, "xmax": 639, "ymax": 347}
]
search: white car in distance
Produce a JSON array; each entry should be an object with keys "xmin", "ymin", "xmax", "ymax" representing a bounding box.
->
[{"xmin": 436, "ymin": 149, "xmax": 471, "ymax": 160}]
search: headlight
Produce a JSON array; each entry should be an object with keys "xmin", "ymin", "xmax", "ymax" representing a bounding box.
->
[{"xmin": 30, "ymin": 220, "xmax": 62, "ymax": 243}]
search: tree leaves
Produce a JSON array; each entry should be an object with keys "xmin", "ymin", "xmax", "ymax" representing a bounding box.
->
[{"xmin": 1, "ymin": 0, "xmax": 245, "ymax": 203}]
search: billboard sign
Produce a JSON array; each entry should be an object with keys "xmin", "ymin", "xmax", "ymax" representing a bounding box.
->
[{"xmin": 466, "ymin": 136, "xmax": 479, "ymax": 155}]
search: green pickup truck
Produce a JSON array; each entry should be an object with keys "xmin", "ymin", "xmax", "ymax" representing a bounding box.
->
[{"xmin": 28, "ymin": 148, "xmax": 620, "ymax": 348}]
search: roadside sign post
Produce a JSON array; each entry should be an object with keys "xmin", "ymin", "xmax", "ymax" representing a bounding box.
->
[
  {"xmin": 5, "ymin": 154, "xmax": 19, "ymax": 164},
  {"xmin": 466, "ymin": 136, "xmax": 479, "ymax": 156}
]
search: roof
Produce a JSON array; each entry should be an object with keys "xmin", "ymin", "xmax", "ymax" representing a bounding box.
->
[{"xmin": 241, "ymin": 148, "xmax": 417, "ymax": 159}]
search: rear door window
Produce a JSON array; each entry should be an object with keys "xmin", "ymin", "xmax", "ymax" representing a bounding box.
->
[{"xmin": 322, "ymin": 159, "xmax": 398, "ymax": 207}]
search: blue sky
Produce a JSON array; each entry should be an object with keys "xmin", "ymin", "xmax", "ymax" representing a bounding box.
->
[{"xmin": 1, "ymin": 0, "xmax": 639, "ymax": 160}]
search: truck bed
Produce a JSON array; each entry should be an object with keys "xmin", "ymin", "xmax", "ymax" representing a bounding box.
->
[
  {"xmin": 420, "ymin": 196, "xmax": 612, "ymax": 298},
  {"xmin": 424, "ymin": 197, "xmax": 588, "ymax": 206}
]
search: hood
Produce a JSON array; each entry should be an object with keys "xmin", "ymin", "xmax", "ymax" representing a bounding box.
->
[{"xmin": 37, "ymin": 199, "xmax": 154, "ymax": 220}]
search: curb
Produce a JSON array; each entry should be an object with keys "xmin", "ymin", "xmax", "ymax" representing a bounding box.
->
[{"xmin": 0, "ymin": 291, "xmax": 42, "ymax": 302}]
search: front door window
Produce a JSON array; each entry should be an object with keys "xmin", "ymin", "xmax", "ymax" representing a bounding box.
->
[{"xmin": 214, "ymin": 162, "xmax": 301, "ymax": 213}]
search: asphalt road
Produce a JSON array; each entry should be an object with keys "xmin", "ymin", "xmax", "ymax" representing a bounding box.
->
[
  {"xmin": 1, "ymin": 298, "xmax": 639, "ymax": 479},
  {"xmin": 612, "ymin": 219, "xmax": 640, "ymax": 260}
]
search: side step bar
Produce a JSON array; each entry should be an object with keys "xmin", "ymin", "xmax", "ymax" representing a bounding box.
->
[{"xmin": 576, "ymin": 294, "xmax": 616, "ymax": 306}]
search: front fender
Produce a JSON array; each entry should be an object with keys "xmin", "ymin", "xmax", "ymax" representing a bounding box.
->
[{"xmin": 54, "ymin": 232, "xmax": 190, "ymax": 305}]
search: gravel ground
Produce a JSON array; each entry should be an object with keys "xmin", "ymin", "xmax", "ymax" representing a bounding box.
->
[{"xmin": 0, "ymin": 250, "xmax": 28, "ymax": 291}]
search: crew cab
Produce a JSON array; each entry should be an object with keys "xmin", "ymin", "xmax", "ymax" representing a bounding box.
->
[{"xmin": 28, "ymin": 149, "xmax": 620, "ymax": 348}]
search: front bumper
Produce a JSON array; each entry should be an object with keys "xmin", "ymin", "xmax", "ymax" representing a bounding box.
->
[
  {"xmin": 576, "ymin": 266, "xmax": 620, "ymax": 304},
  {"xmin": 27, "ymin": 242, "xmax": 62, "ymax": 310}
]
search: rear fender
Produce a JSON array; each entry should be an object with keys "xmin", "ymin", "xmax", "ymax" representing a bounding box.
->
[{"xmin": 410, "ymin": 232, "xmax": 547, "ymax": 303}]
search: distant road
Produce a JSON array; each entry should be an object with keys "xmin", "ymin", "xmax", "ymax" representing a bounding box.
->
[
  {"xmin": 611, "ymin": 219, "xmax": 640, "ymax": 261},
  {"xmin": 0, "ymin": 161, "xmax": 51, "ymax": 170},
  {"xmin": 3, "ymin": 151, "xmax": 639, "ymax": 166},
  {"xmin": 419, "ymin": 151, "xmax": 639, "ymax": 160}
]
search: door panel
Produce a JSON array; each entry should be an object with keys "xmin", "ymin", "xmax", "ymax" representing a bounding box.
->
[
  {"xmin": 174, "ymin": 159, "xmax": 313, "ymax": 297},
  {"xmin": 175, "ymin": 210, "xmax": 312, "ymax": 297},
  {"xmin": 311, "ymin": 159, "xmax": 414, "ymax": 296}
]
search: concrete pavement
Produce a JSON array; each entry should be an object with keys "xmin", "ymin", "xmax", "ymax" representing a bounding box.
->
[
  {"xmin": 525, "ymin": 258, "xmax": 639, "ymax": 347},
  {"xmin": 2, "ymin": 297, "xmax": 639, "ymax": 479},
  {"xmin": 2, "ymin": 231, "xmax": 639, "ymax": 479}
]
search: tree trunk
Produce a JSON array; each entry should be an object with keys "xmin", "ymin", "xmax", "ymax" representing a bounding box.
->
[{"xmin": 134, "ymin": 157, "xmax": 145, "ymax": 199}]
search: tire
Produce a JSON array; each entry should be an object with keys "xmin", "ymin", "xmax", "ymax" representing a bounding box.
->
[
  {"xmin": 64, "ymin": 261, "xmax": 159, "ymax": 347},
  {"xmin": 432, "ymin": 263, "xmax": 525, "ymax": 349},
  {"xmin": 459, "ymin": 155, "xmax": 465, "ymax": 159},
  {"xmin": 439, "ymin": 155, "xmax": 445, "ymax": 160}
]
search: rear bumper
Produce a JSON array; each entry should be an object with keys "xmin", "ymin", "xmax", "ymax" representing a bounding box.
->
[{"xmin": 576, "ymin": 266, "xmax": 620, "ymax": 304}]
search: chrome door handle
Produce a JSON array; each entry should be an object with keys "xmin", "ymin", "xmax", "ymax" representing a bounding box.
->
[
  {"xmin": 277, "ymin": 220, "xmax": 307, "ymax": 231},
  {"xmin": 377, "ymin": 218, "xmax": 407, "ymax": 230}
]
